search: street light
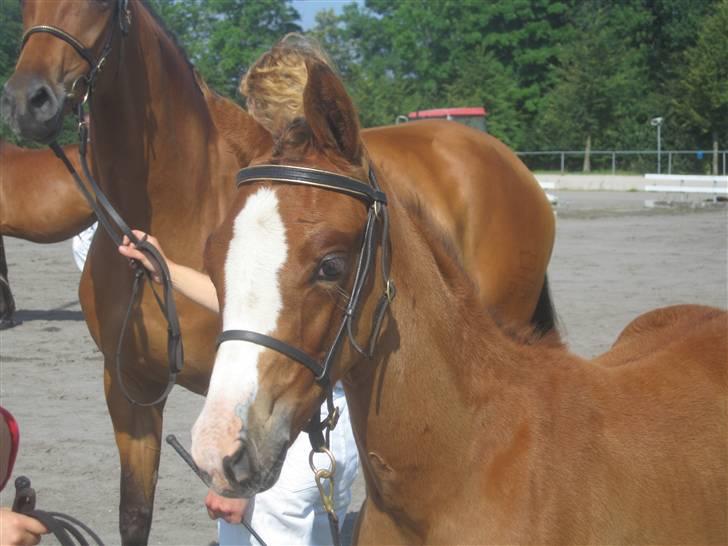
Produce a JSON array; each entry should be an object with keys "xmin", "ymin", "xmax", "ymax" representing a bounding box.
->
[{"xmin": 651, "ymin": 116, "xmax": 664, "ymax": 174}]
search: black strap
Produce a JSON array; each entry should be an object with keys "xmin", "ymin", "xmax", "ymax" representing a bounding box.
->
[
  {"xmin": 27, "ymin": 510, "xmax": 104, "ymax": 546},
  {"xmin": 49, "ymin": 107, "xmax": 183, "ymax": 407},
  {"xmin": 13, "ymin": 476, "xmax": 104, "ymax": 546},
  {"xmin": 21, "ymin": 26, "xmax": 96, "ymax": 68},
  {"xmin": 216, "ymin": 330, "xmax": 325, "ymax": 379},
  {"xmin": 237, "ymin": 165, "xmax": 387, "ymax": 205}
]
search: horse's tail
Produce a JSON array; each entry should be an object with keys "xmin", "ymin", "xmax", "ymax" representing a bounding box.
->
[{"xmin": 530, "ymin": 273, "xmax": 559, "ymax": 338}]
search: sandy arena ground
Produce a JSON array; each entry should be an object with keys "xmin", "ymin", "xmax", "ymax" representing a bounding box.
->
[{"xmin": 1, "ymin": 191, "xmax": 726, "ymax": 545}]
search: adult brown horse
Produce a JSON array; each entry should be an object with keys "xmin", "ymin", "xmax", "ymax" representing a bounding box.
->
[
  {"xmin": 0, "ymin": 140, "xmax": 94, "ymax": 327},
  {"xmin": 0, "ymin": 140, "xmax": 94, "ymax": 242},
  {"xmin": 2, "ymin": 1, "xmax": 554, "ymax": 544},
  {"xmin": 191, "ymin": 54, "xmax": 727, "ymax": 544}
]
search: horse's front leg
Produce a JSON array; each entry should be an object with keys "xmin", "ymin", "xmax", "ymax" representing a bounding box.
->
[{"xmin": 104, "ymin": 365, "xmax": 166, "ymax": 546}]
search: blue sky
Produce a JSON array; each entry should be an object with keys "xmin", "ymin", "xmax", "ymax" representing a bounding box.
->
[{"xmin": 291, "ymin": 0, "xmax": 359, "ymax": 30}]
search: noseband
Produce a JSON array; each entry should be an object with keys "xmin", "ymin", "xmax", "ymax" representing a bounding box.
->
[
  {"xmin": 219, "ymin": 164, "xmax": 395, "ymax": 445},
  {"xmin": 20, "ymin": 0, "xmax": 131, "ymax": 105}
]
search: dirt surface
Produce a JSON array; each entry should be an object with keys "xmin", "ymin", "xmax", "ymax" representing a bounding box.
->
[{"xmin": 1, "ymin": 194, "xmax": 726, "ymax": 545}]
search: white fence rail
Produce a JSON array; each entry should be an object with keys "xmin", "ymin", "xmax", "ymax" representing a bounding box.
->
[
  {"xmin": 518, "ymin": 150, "xmax": 728, "ymax": 175},
  {"xmin": 643, "ymin": 174, "xmax": 728, "ymax": 202}
]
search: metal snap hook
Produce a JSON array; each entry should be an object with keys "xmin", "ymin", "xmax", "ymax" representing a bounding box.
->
[{"xmin": 309, "ymin": 447, "xmax": 337, "ymax": 514}]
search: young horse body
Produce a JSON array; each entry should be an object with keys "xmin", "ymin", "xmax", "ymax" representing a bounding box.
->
[
  {"xmin": 192, "ymin": 57, "xmax": 727, "ymax": 544},
  {"xmin": 4, "ymin": 2, "xmax": 553, "ymax": 543}
]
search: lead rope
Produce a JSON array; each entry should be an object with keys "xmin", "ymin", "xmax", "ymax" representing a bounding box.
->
[
  {"xmin": 50, "ymin": 101, "xmax": 183, "ymax": 406},
  {"xmin": 12, "ymin": 476, "xmax": 105, "ymax": 546}
]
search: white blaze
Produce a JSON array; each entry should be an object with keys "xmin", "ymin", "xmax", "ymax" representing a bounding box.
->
[{"xmin": 192, "ymin": 187, "xmax": 288, "ymax": 475}]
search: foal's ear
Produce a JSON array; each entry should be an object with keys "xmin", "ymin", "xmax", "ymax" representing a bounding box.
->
[{"xmin": 303, "ymin": 61, "xmax": 362, "ymax": 164}]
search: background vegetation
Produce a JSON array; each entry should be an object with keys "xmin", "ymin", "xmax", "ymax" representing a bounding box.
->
[{"xmin": 1, "ymin": 0, "xmax": 725, "ymax": 172}]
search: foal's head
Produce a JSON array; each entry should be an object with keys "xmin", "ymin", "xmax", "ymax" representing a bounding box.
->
[
  {"xmin": 191, "ymin": 47, "xmax": 388, "ymax": 496},
  {"xmin": 1, "ymin": 0, "xmax": 131, "ymax": 142}
]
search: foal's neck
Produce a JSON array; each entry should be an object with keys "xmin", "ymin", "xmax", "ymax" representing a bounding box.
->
[{"xmin": 345, "ymin": 185, "xmax": 543, "ymax": 535}]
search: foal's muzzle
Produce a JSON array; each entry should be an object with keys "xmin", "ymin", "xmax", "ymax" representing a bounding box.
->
[{"xmin": 1, "ymin": 73, "xmax": 65, "ymax": 143}]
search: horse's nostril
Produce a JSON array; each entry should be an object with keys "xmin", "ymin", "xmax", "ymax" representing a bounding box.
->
[
  {"xmin": 223, "ymin": 445, "xmax": 253, "ymax": 485},
  {"xmin": 29, "ymin": 86, "xmax": 51, "ymax": 110}
]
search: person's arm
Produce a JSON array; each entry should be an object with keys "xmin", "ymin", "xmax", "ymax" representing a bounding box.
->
[
  {"xmin": 0, "ymin": 507, "xmax": 49, "ymax": 546},
  {"xmin": 118, "ymin": 230, "xmax": 219, "ymax": 313},
  {"xmin": 205, "ymin": 490, "xmax": 250, "ymax": 524}
]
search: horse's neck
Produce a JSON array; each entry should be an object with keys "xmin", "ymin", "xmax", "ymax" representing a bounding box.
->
[
  {"xmin": 344, "ymin": 188, "xmax": 539, "ymax": 525},
  {"xmin": 88, "ymin": 4, "xmax": 223, "ymax": 234}
]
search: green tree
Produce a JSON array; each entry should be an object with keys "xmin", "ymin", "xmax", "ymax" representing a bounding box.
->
[
  {"xmin": 148, "ymin": 0, "xmax": 212, "ymax": 65},
  {"xmin": 537, "ymin": 3, "xmax": 651, "ymax": 170},
  {"xmin": 312, "ymin": 1, "xmax": 532, "ymax": 145},
  {"xmin": 0, "ymin": 0, "xmax": 22, "ymax": 142},
  {"xmin": 671, "ymin": 0, "xmax": 728, "ymax": 174},
  {"xmin": 197, "ymin": 0, "xmax": 301, "ymax": 98}
]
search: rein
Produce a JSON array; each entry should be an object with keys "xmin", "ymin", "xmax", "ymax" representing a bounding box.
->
[
  {"xmin": 13, "ymin": 476, "xmax": 104, "ymax": 546},
  {"xmin": 20, "ymin": 0, "xmax": 183, "ymax": 406},
  {"xmin": 219, "ymin": 163, "xmax": 396, "ymax": 546}
]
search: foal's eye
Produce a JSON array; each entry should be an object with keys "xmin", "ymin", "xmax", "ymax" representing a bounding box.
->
[{"xmin": 316, "ymin": 254, "xmax": 347, "ymax": 281}]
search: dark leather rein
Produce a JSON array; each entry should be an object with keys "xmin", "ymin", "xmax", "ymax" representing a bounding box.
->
[{"xmin": 20, "ymin": 0, "xmax": 183, "ymax": 407}]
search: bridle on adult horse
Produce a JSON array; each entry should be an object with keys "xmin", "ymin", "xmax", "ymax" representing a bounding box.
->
[
  {"xmin": 18, "ymin": 0, "xmax": 184, "ymax": 407},
  {"xmin": 218, "ymin": 163, "xmax": 396, "ymax": 545}
]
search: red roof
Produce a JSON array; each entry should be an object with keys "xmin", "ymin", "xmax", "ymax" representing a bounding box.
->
[{"xmin": 408, "ymin": 107, "xmax": 487, "ymax": 119}]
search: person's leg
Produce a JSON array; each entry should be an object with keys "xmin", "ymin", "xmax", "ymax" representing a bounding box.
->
[
  {"xmin": 72, "ymin": 223, "xmax": 97, "ymax": 272},
  {"xmin": 218, "ymin": 384, "xmax": 359, "ymax": 546}
]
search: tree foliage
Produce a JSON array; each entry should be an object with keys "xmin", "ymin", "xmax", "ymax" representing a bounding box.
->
[
  {"xmin": 0, "ymin": 0, "xmax": 724, "ymax": 160},
  {"xmin": 671, "ymin": 0, "xmax": 728, "ymax": 169}
]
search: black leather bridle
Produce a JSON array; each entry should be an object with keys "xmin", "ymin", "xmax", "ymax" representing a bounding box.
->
[
  {"xmin": 18, "ymin": 0, "xmax": 184, "ymax": 407},
  {"xmin": 218, "ymin": 163, "xmax": 395, "ymax": 546},
  {"xmin": 220, "ymin": 164, "xmax": 395, "ymax": 447},
  {"xmin": 21, "ymin": 0, "xmax": 131, "ymax": 105}
]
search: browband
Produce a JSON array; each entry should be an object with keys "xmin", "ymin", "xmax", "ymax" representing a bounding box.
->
[{"xmin": 237, "ymin": 165, "xmax": 387, "ymax": 205}]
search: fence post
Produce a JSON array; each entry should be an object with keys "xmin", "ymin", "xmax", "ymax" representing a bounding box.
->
[
  {"xmin": 560, "ymin": 152, "xmax": 565, "ymax": 174},
  {"xmin": 723, "ymin": 151, "xmax": 726, "ymax": 175},
  {"xmin": 611, "ymin": 152, "xmax": 616, "ymax": 174},
  {"xmin": 668, "ymin": 152, "xmax": 672, "ymax": 174}
]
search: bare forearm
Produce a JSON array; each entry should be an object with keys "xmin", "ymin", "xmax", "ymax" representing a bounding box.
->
[{"xmin": 168, "ymin": 262, "xmax": 219, "ymax": 313}]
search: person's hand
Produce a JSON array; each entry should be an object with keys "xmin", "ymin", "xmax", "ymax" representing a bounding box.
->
[
  {"xmin": 0, "ymin": 507, "xmax": 49, "ymax": 546},
  {"xmin": 205, "ymin": 490, "xmax": 250, "ymax": 525},
  {"xmin": 117, "ymin": 230, "xmax": 168, "ymax": 283}
]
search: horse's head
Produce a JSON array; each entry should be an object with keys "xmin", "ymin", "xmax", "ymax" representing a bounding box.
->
[
  {"xmin": 191, "ymin": 43, "xmax": 391, "ymax": 496},
  {"xmin": 1, "ymin": 0, "xmax": 130, "ymax": 143}
]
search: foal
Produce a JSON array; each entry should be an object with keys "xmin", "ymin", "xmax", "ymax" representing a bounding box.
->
[{"xmin": 191, "ymin": 55, "xmax": 727, "ymax": 544}]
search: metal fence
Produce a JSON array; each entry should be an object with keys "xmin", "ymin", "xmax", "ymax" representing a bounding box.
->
[{"xmin": 516, "ymin": 150, "xmax": 728, "ymax": 175}]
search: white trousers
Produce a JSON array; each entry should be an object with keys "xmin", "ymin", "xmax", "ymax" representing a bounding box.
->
[
  {"xmin": 72, "ymin": 222, "xmax": 97, "ymax": 271},
  {"xmin": 218, "ymin": 384, "xmax": 359, "ymax": 546}
]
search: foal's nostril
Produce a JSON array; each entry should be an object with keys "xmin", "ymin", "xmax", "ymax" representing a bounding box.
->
[{"xmin": 223, "ymin": 445, "xmax": 253, "ymax": 486}]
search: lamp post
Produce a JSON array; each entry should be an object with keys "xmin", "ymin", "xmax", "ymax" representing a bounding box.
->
[{"xmin": 650, "ymin": 117, "xmax": 664, "ymax": 174}]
